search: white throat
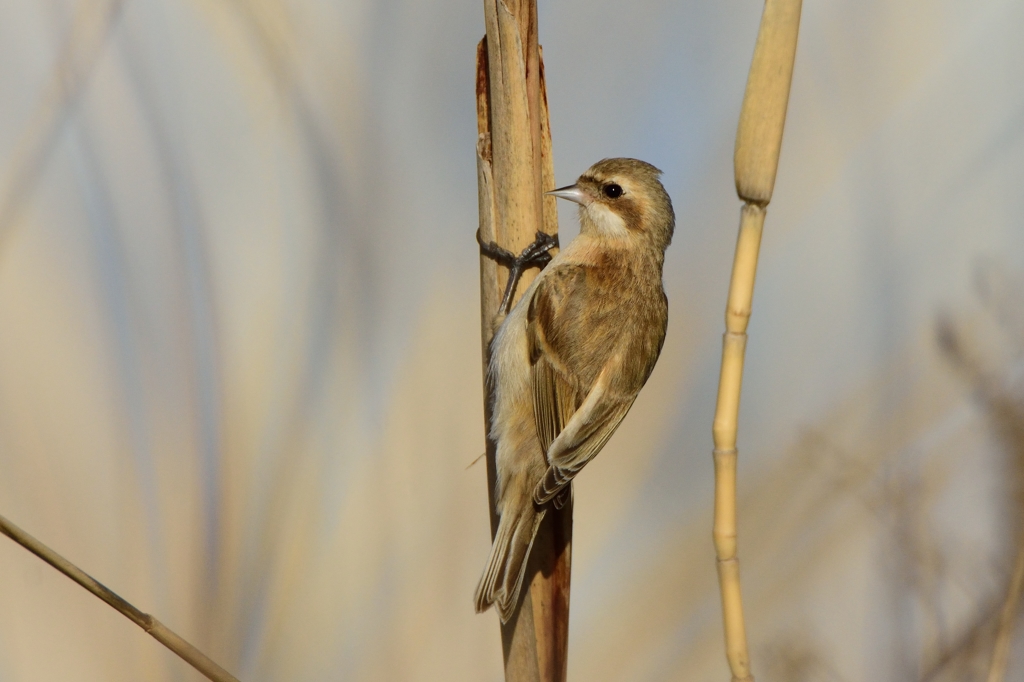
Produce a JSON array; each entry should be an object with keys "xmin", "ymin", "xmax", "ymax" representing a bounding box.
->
[{"xmin": 583, "ymin": 203, "xmax": 629, "ymax": 238}]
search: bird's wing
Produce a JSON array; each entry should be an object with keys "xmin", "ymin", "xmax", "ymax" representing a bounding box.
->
[
  {"xmin": 532, "ymin": 365, "xmax": 635, "ymax": 505},
  {"xmin": 530, "ymin": 348, "xmax": 580, "ymax": 456},
  {"xmin": 527, "ymin": 269, "xmax": 635, "ymax": 505},
  {"xmin": 527, "ymin": 266, "xmax": 583, "ymax": 454}
]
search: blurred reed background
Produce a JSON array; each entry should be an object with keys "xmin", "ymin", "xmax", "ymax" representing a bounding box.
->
[{"xmin": 1, "ymin": 0, "xmax": 1024, "ymax": 680}]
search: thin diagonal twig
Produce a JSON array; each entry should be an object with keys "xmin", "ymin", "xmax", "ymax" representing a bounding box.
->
[{"xmin": 0, "ymin": 512, "xmax": 240, "ymax": 682}]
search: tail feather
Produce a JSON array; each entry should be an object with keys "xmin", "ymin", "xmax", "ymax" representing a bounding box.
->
[{"xmin": 474, "ymin": 504, "xmax": 546, "ymax": 623}]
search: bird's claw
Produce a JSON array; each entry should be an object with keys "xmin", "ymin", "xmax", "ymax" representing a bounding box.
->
[{"xmin": 477, "ymin": 230, "xmax": 559, "ymax": 314}]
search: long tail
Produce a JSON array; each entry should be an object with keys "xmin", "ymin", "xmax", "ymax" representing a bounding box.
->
[{"xmin": 474, "ymin": 503, "xmax": 546, "ymax": 623}]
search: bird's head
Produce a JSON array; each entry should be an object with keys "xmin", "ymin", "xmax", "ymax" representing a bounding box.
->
[{"xmin": 547, "ymin": 158, "xmax": 674, "ymax": 251}]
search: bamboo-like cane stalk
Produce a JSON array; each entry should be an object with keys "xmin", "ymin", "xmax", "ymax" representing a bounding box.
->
[
  {"xmin": 476, "ymin": 0, "xmax": 568, "ymax": 678},
  {"xmin": 712, "ymin": 1, "xmax": 802, "ymax": 680},
  {"xmin": 0, "ymin": 512, "xmax": 240, "ymax": 682}
]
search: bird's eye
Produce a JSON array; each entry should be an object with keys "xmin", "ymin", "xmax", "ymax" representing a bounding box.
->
[{"xmin": 603, "ymin": 183, "xmax": 623, "ymax": 199}]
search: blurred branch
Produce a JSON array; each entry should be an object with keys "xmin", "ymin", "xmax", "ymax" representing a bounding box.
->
[
  {"xmin": 476, "ymin": 0, "xmax": 567, "ymax": 677},
  {"xmin": 920, "ymin": 600, "xmax": 999, "ymax": 682},
  {"xmin": 0, "ymin": 512, "xmax": 241, "ymax": 682},
  {"xmin": 936, "ymin": 282, "xmax": 1024, "ymax": 681},
  {"xmin": 762, "ymin": 634, "xmax": 851, "ymax": 682},
  {"xmin": 0, "ymin": 0, "xmax": 126, "ymax": 254},
  {"xmin": 711, "ymin": 1, "xmax": 802, "ymax": 680},
  {"xmin": 987, "ymin": 539, "xmax": 1024, "ymax": 682}
]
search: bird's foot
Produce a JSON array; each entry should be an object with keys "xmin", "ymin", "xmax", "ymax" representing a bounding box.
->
[{"xmin": 476, "ymin": 230, "xmax": 559, "ymax": 314}]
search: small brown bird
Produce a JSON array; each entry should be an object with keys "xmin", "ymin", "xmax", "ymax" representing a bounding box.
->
[{"xmin": 475, "ymin": 158, "xmax": 674, "ymax": 622}]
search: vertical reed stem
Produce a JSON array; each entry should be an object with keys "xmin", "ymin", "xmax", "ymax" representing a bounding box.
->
[
  {"xmin": 476, "ymin": 1, "xmax": 567, "ymax": 678},
  {"xmin": 712, "ymin": 1, "xmax": 802, "ymax": 680}
]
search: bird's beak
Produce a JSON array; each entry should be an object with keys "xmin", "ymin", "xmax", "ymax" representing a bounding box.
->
[{"xmin": 546, "ymin": 184, "xmax": 590, "ymax": 206}]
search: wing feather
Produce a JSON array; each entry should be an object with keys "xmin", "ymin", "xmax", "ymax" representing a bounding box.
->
[
  {"xmin": 531, "ymin": 357, "xmax": 580, "ymax": 454},
  {"xmin": 534, "ymin": 388, "xmax": 634, "ymax": 505},
  {"xmin": 527, "ymin": 270, "xmax": 582, "ymax": 454},
  {"xmin": 526, "ymin": 269, "xmax": 635, "ymax": 506}
]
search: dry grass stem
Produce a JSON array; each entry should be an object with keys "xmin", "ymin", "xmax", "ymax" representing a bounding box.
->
[
  {"xmin": 0, "ymin": 512, "xmax": 240, "ymax": 682},
  {"xmin": 476, "ymin": 1, "xmax": 567, "ymax": 678},
  {"xmin": 712, "ymin": 0, "xmax": 802, "ymax": 680}
]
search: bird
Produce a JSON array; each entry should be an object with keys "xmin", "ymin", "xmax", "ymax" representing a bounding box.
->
[{"xmin": 474, "ymin": 158, "xmax": 674, "ymax": 622}]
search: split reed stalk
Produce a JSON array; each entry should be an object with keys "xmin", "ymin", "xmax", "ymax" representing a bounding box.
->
[
  {"xmin": 712, "ymin": 1, "xmax": 802, "ymax": 680},
  {"xmin": 0, "ymin": 512, "xmax": 240, "ymax": 682},
  {"xmin": 476, "ymin": 0, "xmax": 567, "ymax": 678}
]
